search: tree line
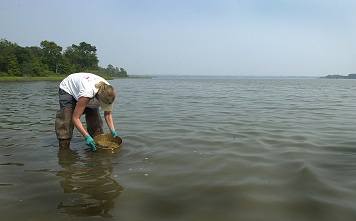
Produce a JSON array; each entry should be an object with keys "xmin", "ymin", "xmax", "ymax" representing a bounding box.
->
[{"xmin": 0, "ymin": 39, "xmax": 128, "ymax": 78}]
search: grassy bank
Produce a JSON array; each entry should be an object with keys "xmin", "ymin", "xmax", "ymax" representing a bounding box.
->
[
  {"xmin": 0, "ymin": 75, "xmax": 116, "ymax": 82},
  {"xmin": 0, "ymin": 76, "xmax": 66, "ymax": 82}
]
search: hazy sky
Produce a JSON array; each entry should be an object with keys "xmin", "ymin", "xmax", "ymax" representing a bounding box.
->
[{"xmin": 1, "ymin": 0, "xmax": 356, "ymax": 76}]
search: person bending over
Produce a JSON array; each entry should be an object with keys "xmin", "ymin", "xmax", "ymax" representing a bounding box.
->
[{"xmin": 55, "ymin": 72, "xmax": 118, "ymax": 151}]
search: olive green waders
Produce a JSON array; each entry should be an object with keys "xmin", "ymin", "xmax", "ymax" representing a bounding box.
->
[
  {"xmin": 55, "ymin": 108, "xmax": 74, "ymax": 149},
  {"xmin": 55, "ymin": 89, "xmax": 104, "ymax": 149},
  {"xmin": 85, "ymin": 108, "xmax": 104, "ymax": 137},
  {"xmin": 55, "ymin": 108, "xmax": 104, "ymax": 148}
]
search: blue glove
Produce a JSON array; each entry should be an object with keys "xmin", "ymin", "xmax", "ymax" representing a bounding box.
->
[
  {"xmin": 85, "ymin": 135, "xmax": 97, "ymax": 152},
  {"xmin": 110, "ymin": 130, "xmax": 118, "ymax": 138}
]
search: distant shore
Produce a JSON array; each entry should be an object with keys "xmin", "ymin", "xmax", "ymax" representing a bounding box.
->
[
  {"xmin": 320, "ymin": 74, "xmax": 356, "ymax": 79},
  {"xmin": 2, "ymin": 74, "xmax": 355, "ymax": 82}
]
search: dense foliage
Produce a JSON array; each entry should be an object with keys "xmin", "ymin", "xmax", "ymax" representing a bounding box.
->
[{"xmin": 0, "ymin": 39, "xmax": 128, "ymax": 78}]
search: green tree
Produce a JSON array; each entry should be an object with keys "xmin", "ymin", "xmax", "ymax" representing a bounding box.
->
[
  {"xmin": 40, "ymin": 40, "xmax": 62, "ymax": 73},
  {"xmin": 0, "ymin": 39, "xmax": 128, "ymax": 78},
  {"xmin": 6, "ymin": 54, "xmax": 20, "ymax": 76},
  {"xmin": 0, "ymin": 39, "xmax": 19, "ymax": 76},
  {"xmin": 104, "ymin": 64, "xmax": 129, "ymax": 77},
  {"xmin": 29, "ymin": 46, "xmax": 43, "ymax": 58},
  {"xmin": 57, "ymin": 56, "xmax": 75, "ymax": 75},
  {"xmin": 20, "ymin": 60, "xmax": 48, "ymax": 76},
  {"xmin": 0, "ymin": 39, "xmax": 48, "ymax": 76},
  {"xmin": 105, "ymin": 64, "xmax": 116, "ymax": 76},
  {"xmin": 15, "ymin": 47, "xmax": 47, "ymax": 76},
  {"xmin": 118, "ymin": 68, "xmax": 128, "ymax": 77},
  {"xmin": 64, "ymin": 42, "xmax": 99, "ymax": 72}
]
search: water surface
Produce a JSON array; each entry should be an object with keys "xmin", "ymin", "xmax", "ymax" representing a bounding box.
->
[{"xmin": 1, "ymin": 78, "xmax": 356, "ymax": 220}]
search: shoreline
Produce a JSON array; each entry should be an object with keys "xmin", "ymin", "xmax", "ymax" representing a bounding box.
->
[
  {"xmin": 0, "ymin": 76, "xmax": 66, "ymax": 82},
  {"xmin": 0, "ymin": 75, "xmax": 123, "ymax": 82}
]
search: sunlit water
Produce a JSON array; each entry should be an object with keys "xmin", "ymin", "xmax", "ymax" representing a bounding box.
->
[{"xmin": 1, "ymin": 77, "xmax": 356, "ymax": 221}]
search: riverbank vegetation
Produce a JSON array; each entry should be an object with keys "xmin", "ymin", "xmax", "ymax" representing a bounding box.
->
[
  {"xmin": 0, "ymin": 38, "xmax": 129, "ymax": 80},
  {"xmin": 0, "ymin": 76, "xmax": 66, "ymax": 82}
]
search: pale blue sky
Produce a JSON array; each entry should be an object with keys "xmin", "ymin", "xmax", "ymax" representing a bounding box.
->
[{"xmin": 1, "ymin": 0, "xmax": 356, "ymax": 76}]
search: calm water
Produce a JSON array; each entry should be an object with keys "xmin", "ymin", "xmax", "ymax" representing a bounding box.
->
[{"xmin": 1, "ymin": 77, "xmax": 356, "ymax": 221}]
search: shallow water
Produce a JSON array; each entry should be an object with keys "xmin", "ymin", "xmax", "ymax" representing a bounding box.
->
[{"xmin": 1, "ymin": 78, "xmax": 356, "ymax": 221}]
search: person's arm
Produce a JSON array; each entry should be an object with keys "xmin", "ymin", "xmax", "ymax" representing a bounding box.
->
[
  {"xmin": 72, "ymin": 97, "xmax": 90, "ymax": 137},
  {"xmin": 104, "ymin": 111, "xmax": 115, "ymax": 131},
  {"xmin": 73, "ymin": 97, "xmax": 97, "ymax": 151}
]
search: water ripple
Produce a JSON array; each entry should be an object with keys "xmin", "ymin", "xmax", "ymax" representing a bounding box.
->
[{"xmin": 2, "ymin": 79, "xmax": 356, "ymax": 220}]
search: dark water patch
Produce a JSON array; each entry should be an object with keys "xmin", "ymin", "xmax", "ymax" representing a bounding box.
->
[
  {"xmin": 0, "ymin": 183, "xmax": 14, "ymax": 186},
  {"xmin": 0, "ymin": 162, "xmax": 25, "ymax": 166}
]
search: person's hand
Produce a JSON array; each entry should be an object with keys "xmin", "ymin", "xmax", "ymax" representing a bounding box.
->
[
  {"xmin": 110, "ymin": 130, "xmax": 118, "ymax": 138},
  {"xmin": 85, "ymin": 135, "xmax": 97, "ymax": 152}
]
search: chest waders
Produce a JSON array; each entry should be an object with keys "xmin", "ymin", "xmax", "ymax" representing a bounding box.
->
[
  {"xmin": 55, "ymin": 107, "xmax": 104, "ymax": 148},
  {"xmin": 55, "ymin": 89, "xmax": 104, "ymax": 148},
  {"xmin": 85, "ymin": 108, "xmax": 104, "ymax": 138},
  {"xmin": 55, "ymin": 108, "xmax": 74, "ymax": 148}
]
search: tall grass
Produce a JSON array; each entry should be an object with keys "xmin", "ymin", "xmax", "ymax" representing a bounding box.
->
[{"xmin": 0, "ymin": 76, "xmax": 66, "ymax": 82}]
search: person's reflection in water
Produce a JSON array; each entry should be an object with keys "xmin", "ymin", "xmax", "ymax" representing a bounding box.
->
[{"xmin": 56, "ymin": 148, "xmax": 124, "ymax": 218}]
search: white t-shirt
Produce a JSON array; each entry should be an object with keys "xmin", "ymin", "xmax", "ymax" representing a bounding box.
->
[{"xmin": 59, "ymin": 73, "xmax": 110, "ymax": 109}]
